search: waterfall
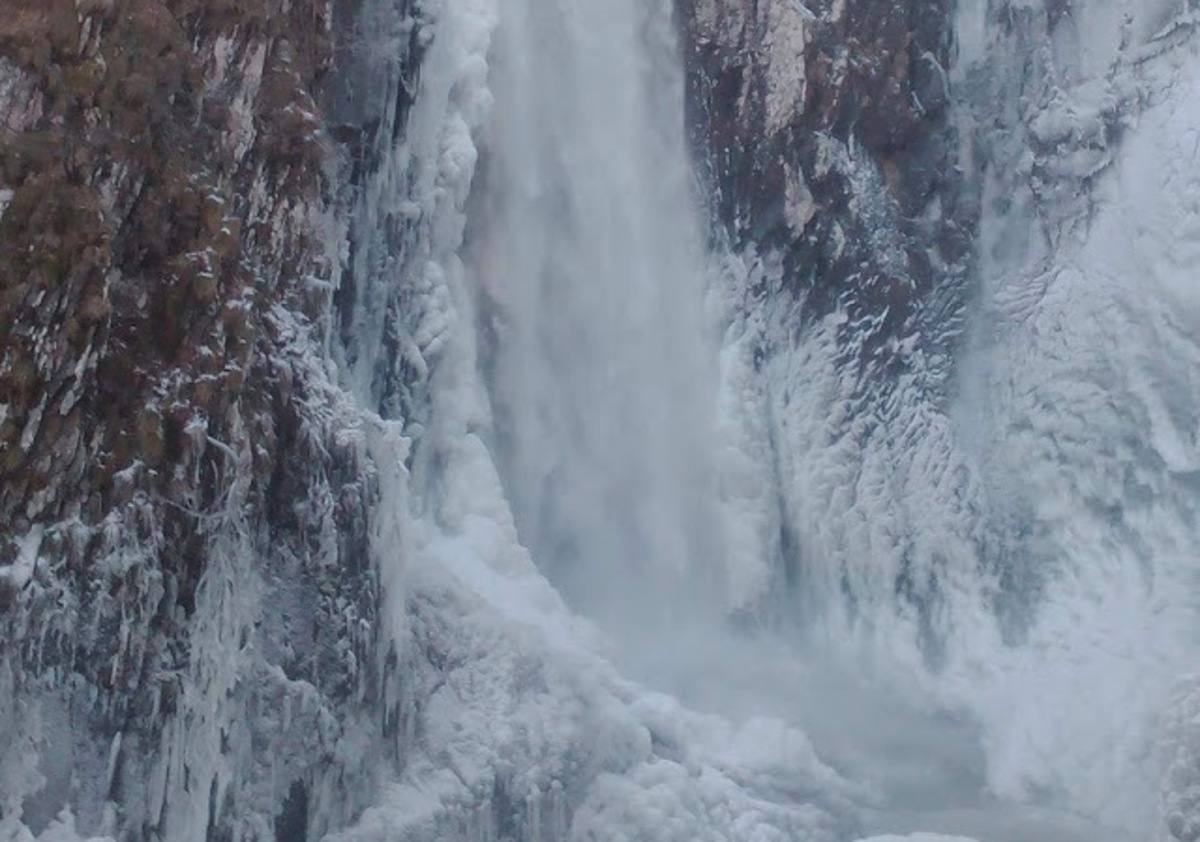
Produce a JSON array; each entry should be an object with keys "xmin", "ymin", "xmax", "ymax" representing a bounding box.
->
[
  {"xmin": 331, "ymin": 0, "xmax": 1200, "ymax": 839},
  {"xmin": 326, "ymin": 2, "xmax": 857, "ymax": 839},
  {"xmin": 7, "ymin": 0, "xmax": 1200, "ymax": 835},
  {"xmin": 471, "ymin": 0, "xmax": 730, "ymax": 634}
]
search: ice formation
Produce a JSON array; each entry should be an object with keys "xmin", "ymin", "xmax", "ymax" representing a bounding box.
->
[{"xmin": 3, "ymin": 0, "xmax": 1200, "ymax": 839}]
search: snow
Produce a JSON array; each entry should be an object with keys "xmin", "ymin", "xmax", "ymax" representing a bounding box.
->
[
  {"xmin": 676, "ymin": 4, "xmax": 1200, "ymax": 840},
  {"xmin": 762, "ymin": 1, "xmax": 810, "ymax": 134},
  {"xmin": 329, "ymin": 0, "xmax": 1200, "ymax": 832},
  {"xmin": 939, "ymin": 17, "xmax": 1200, "ymax": 836},
  {"xmin": 225, "ymin": 43, "xmax": 266, "ymax": 165},
  {"xmin": 1160, "ymin": 674, "xmax": 1200, "ymax": 841}
]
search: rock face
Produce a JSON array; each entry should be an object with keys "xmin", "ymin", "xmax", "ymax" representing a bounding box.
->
[
  {"xmin": 0, "ymin": 0, "xmax": 421, "ymax": 837},
  {"xmin": 675, "ymin": 0, "xmax": 980, "ymax": 663},
  {"xmin": 679, "ymin": 0, "xmax": 974, "ymax": 346}
]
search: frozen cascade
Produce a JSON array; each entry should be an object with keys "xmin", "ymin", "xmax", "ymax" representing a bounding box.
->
[
  {"xmin": 327, "ymin": 0, "xmax": 860, "ymax": 839},
  {"xmin": 335, "ymin": 0, "xmax": 1200, "ymax": 840},
  {"xmin": 473, "ymin": 0, "xmax": 750, "ymax": 647},
  {"xmin": 948, "ymin": 2, "xmax": 1200, "ymax": 834},
  {"xmin": 6, "ymin": 0, "xmax": 1200, "ymax": 838}
]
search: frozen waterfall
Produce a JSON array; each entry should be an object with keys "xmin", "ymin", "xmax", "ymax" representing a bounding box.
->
[
  {"xmin": 331, "ymin": 0, "xmax": 1200, "ymax": 840},
  {"xmin": 7, "ymin": 0, "xmax": 1200, "ymax": 837}
]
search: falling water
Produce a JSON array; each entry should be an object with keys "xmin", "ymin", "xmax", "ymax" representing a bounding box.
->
[{"xmin": 469, "ymin": 0, "xmax": 728, "ymax": 637}]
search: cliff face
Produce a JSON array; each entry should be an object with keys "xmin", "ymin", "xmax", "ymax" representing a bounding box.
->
[
  {"xmin": 679, "ymin": 0, "xmax": 974, "ymax": 343},
  {"xmin": 0, "ymin": 0, "xmax": 896, "ymax": 837},
  {"xmin": 674, "ymin": 0, "xmax": 981, "ymax": 664},
  {"xmin": 4, "ymin": 0, "xmax": 1199, "ymax": 839},
  {"xmin": 0, "ymin": 0, "xmax": 415, "ymax": 837}
]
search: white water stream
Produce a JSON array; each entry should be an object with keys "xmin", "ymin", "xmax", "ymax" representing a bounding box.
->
[{"xmin": 472, "ymin": 0, "xmax": 729, "ymax": 636}]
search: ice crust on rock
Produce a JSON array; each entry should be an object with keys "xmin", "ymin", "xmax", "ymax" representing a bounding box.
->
[
  {"xmin": 682, "ymin": 1, "xmax": 1200, "ymax": 839},
  {"xmin": 709, "ymin": 4, "xmax": 1200, "ymax": 838}
]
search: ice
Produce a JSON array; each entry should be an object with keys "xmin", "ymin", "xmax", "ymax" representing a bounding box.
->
[
  {"xmin": 0, "ymin": 808, "xmax": 116, "ymax": 842},
  {"xmin": 940, "ymin": 21, "xmax": 1200, "ymax": 835},
  {"xmin": 326, "ymin": 0, "xmax": 862, "ymax": 837},
  {"xmin": 673, "ymin": 4, "xmax": 1200, "ymax": 840},
  {"xmin": 332, "ymin": 562, "xmax": 855, "ymax": 840},
  {"xmin": 7, "ymin": 0, "xmax": 1197, "ymax": 836},
  {"xmin": 0, "ymin": 527, "xmax": 43, "ymax": 590}
]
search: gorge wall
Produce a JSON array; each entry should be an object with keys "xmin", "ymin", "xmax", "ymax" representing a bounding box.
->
[
  {"xmin": 0, "ymin": 0, "xmax": 420, "ymax": 836},
  {"xmin": 2, "ymin": 0, "xmax": 1200, "ymax": 840}
]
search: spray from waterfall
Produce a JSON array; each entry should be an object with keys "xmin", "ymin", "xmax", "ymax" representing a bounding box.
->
[{"xmin": 467, "ymin": 0, "xmax": 733, "ymax": 649}]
